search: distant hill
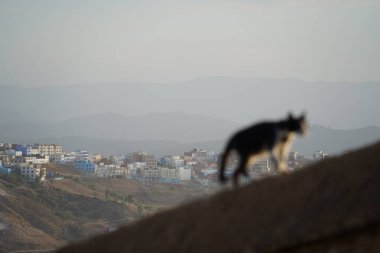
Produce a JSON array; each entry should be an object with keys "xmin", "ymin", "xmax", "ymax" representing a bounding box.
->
[
  {"xmin": 0, "ymin": 112, "xmax": 238, "ymax": 143},
  {"xmin": 2, "ymin": 112, "xmax": 380, "ymax": 156},
  {"xmin": 293, "ymin": 125, "xmax": 380, "ymax": 156},
  {"xmin": 0, "ymin": 77, "xmax": 379, "ymax": 128},
  {"xmin": 2, "ymin": 77, "xmax": 380, "ymax": 156},
  {"xmin": 56, "ymin": 141, "xmax": 380, "ymax": 253}
]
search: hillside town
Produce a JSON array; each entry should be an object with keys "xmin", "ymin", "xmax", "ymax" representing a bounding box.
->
[{"xmin": 0, "ymin": 142, "xmax": 329, "ymax": 185}]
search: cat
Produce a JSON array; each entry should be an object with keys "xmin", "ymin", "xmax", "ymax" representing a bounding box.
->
[{"xmin": 219, "ymin": 113, "xmax": 307, "ymax": 186}]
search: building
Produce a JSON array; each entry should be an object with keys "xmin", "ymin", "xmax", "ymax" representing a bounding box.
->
[
  {"xmin": 26, "ymin": 145, "xmax": 40, "ymax": 156},
  {"xmin": 110, "ymin": 155, "xmax": 127, "ymax": 166},
  {"xmin": 37, "ymin": 144, "xmax": 63, "ymax": 156},
  {"xmin": 18, "ymin": 162, "xmax": 46, "ymax": 182},
  {"xmin": 23, "ymin": 155, "xmax": 49, "ymax": 164},
  {"xmin": 249, "ymin": 158, "xmax": 278, "ymax": 175},
  {"xmin": 179, "ymin": 167, "xmax": 191, "ymax": 181},
  {"xmin": 15, "ymin": 144, "xmax": 28, "ymax": 156},
  {"xmin": 139, "ymin": 167, "xmax": 161, "ymax": 182},
  {"xmin": 195, "ymin": 168, "xmax": 218, "ymax": 186},
  {"xmin": 59, "ymin": 152, "xmax": 76, "ymax": 163},
  {"xmin": 184, "ymin": 148, "xmax": 207, "ymax": 162},
  {"xmin": 0, "ymin": 155, "xmax": 12, "ymax": 166},
  {"xmin": 313, "ymin": 151, "xmax": 328, "ymax": 161},
  {"xmin": 0, "ymin": 160, "xmax": 12, "ymax": 175},
  {"xmin": 73, "ymin": 150, "xmax": 91, "ymax": 159},
  {"xmin": 91, "ymin": 153, "xmax": 103, "ymax": 163},
  {"xmin": 4, "ymin": 149, "xmax": 22, "ymax": 157},
  {"xmin": 0, "ymin": 166, "xmax": 12, "ymax": 175},
  {"xmin": 207, "ymin": 151, "xmax": 219, "ymax": 162},
  {"xmin": 160, "ymin": 167, "xmax": 180, "ymax": 183},
  {"xmin": 75, "ymin": 159, "xmax": 95, "ymax": 173},
  {"xmin": 0, "ymin": 143, "xmax": 11, "ymax": 148},
  {"xmin": 160, "ymin": 167, "xmax": 192, "ymax": 183},
  {"xmin": 127, "ymin": 163, "xmax": 145, "ymax": 177},
  {"xmin": 127, "ymin": 152, "xmax": 157, "ymax": 168},
  {"xmin": 288, "ymin": 151, "xmax": 308, "ymax": 170},
  {"xmin": 94, "ymin": 164, "xmax": 131, "ymax": 178},
  {"xmin": 159, "ymin": 156, "xmax": 185, "ymax": 168}
]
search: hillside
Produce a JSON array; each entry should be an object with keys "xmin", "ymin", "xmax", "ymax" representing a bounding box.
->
[
  {"xmin": 0, "ymin": 165, "xmax": 211, "ymax": 252},
  {"xmin": 57, "ymin": 141, "xmax": 380, "ymax": 253}
]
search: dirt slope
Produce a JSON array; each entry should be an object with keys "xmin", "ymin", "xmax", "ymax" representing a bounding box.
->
[
  {"xmin": 0, "ymin": 164, "xmax": 211, "ymax": 252},
  {"xmin": 57, "ymin": 140, "xmax": 380, "ymax": 253}
]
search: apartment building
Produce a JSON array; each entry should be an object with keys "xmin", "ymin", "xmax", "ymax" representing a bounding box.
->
[
  {"xmin": 38, "ymin": 144, "xmax": 63, "ymax": 156},
  {"xmin": 95, "ymin": 164, "xmax": 130, "ymax": 178},
  {"xmin": 127, "ymin": 152, "xmax": 157, "ymax": 168},
  {"xmin": 18, "ymin": 162, "xmax": 46, "ymax": 182},
  {"xmin": 139, "ymin": 167, "xmax": 161, "ymax": 182}
]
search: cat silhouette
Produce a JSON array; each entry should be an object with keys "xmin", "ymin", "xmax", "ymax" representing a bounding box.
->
[{"xmin": 219, "ymin": 113, "xmax": 307, "ymax": 186}]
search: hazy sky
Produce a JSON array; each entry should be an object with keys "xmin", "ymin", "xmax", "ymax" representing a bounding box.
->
[{"xmin": 1, "ymin": 0, "xmax": 379, "ymax": 85}]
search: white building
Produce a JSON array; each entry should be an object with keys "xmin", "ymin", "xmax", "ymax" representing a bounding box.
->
[
  {"xmin": 179, "ymin": 167, "xmax": 191, "ymax": 180},
  {"xmin": 73, "ymin": 150, "xmax": 91, "ymax": 160},
  {"xmin": 24, "ymin": 155, "xmax": 49, "ymax": 164},
  {"xmin": 313, "ymin": 151, "xmax": 328, "ymax": 161},
  {"xmin": 59, "ymin": 152, "xmax": 76, "ymax": 163}
]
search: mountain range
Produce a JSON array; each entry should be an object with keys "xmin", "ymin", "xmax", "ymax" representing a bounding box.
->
[
  {"xmin": 1, "ymin": 77, "xmax": 380, "ymax": 156},
  {"xmin": 1, "ymin": 112, "xmax": 380, "ymax": 157},
  {"xmin": 1, "ymin": 77, "xmax": 379, "ymax": 128}
]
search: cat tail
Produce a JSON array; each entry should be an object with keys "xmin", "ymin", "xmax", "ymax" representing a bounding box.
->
[{"xmin": 219, "ymin": 142, "xmax": 233, "ymax": 184}]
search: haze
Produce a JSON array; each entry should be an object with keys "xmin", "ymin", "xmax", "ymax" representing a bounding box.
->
[
  {"xmin": 1, "ymin": 0, "xmax": 380, "ymax": 85},
  {"xmin": 1, "ymin": 0, "xmax": 380, "ymax": 155}
]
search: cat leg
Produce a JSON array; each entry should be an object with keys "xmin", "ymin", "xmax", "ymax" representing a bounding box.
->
[
  {"xmin": 233, "ymin": 155, "xmax": 249, "ymax": 187},
  {"xmin": 232, "ymin": 170, "xmax": 240, "ymax": 187},
  {"xmin": 277, "ymin": 143, "xmax": 289, "ymax": 174},
  {"xmin": 271, "ymin": 148, "xmax": 281, "ymax": 172}
]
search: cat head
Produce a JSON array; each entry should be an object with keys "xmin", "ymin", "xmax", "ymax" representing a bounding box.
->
[{"xmin": 287, "ymin": 113, "xmax": 308, "ymax": 135}]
